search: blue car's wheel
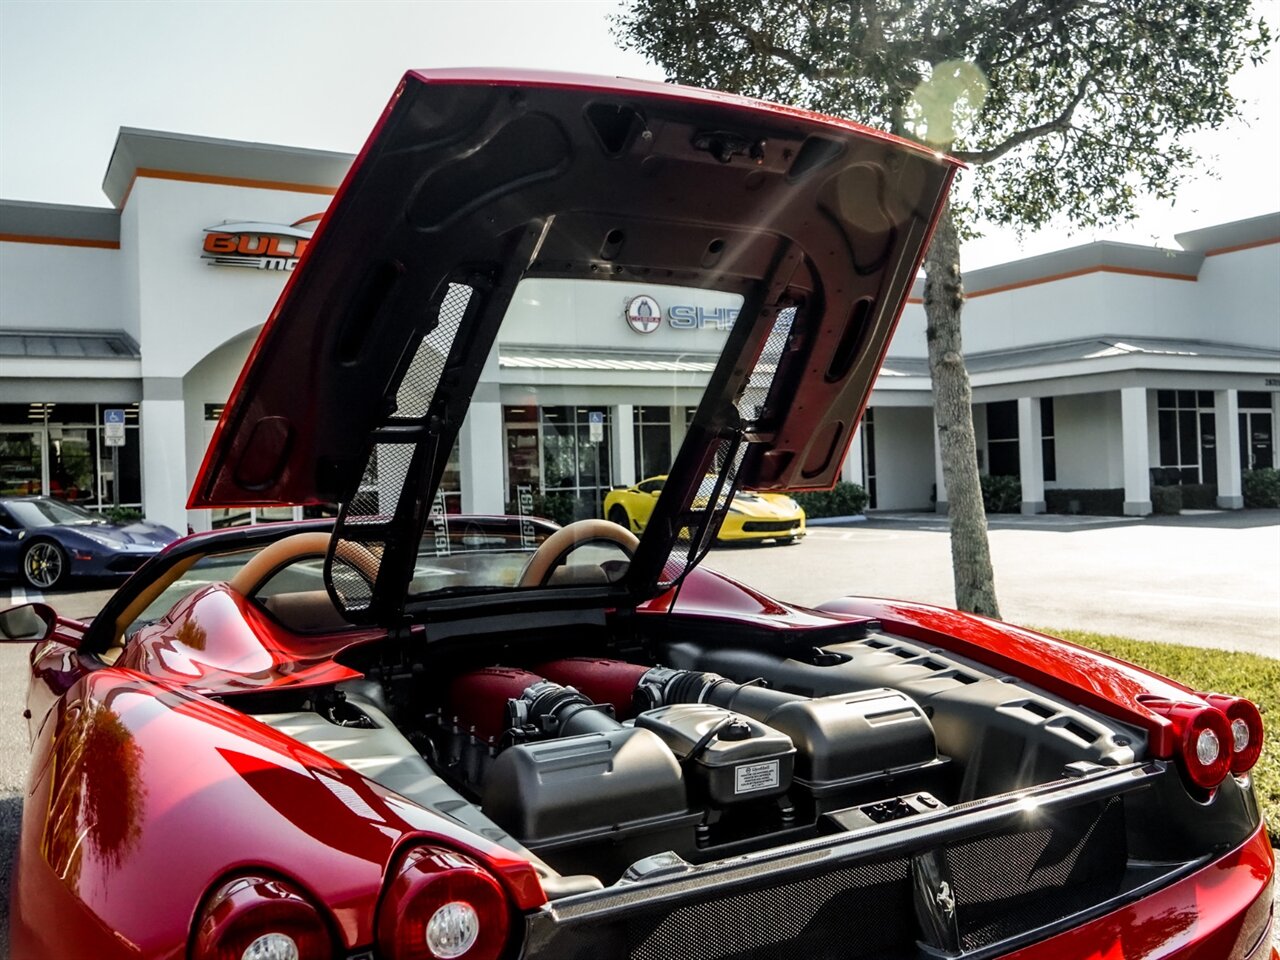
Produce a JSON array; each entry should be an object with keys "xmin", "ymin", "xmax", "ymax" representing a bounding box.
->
[{"xmin": 22, "ymin": 540, "xmax": 67, "ymax": 591}]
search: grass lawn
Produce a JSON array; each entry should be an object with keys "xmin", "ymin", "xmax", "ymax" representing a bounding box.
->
[{"xmin": 1044, "ymin": 628, "xmax": 1279, "ymax": 841}]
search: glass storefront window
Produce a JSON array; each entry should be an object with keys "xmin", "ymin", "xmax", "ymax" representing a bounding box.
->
[
  {"xmin": 1156, "ymin": 391, "xmax": 1215, "ymax": 484},
  {"xmin": 0, "ymin": 402, "xmax": 142, "ymax": 510},
  {"xmin": 541, "ymin": 405, "xmax": 613, "ymax": 521},
  {"xmin": 0, "ymin": 430, "xmax": 43, "ymax": 496},
  {"xmin": 633, "ymin": 405, "xmax": 672, "ymax": 479},
  {"xmin": 986, "ymin": 400, "xmax": 1020, "ymax": 477}
]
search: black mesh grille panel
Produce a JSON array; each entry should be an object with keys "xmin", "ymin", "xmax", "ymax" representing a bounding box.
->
[
  {"xmin": 328, "ymin": 540, "xmax": 382, "ymax": 612},
  {"xmin": 656, "ymin": 308, "xmax": 795, "ymax": 588},
  {"xmin": 326, "ymin": 284, "xmax": 472, "ymax": 616},
  {"xmin": 395, "ymin": 283, "xmax": 472, "ymax": 417},
  {"xmin": 527, "ymin": 796, "xmax": 1133, "ymax": 960},
  {"xmin": 349, "ymin": 443, "xmax": 414, "ymax": 521},
  {"xmin": 948, "ymin": 797, "xmax": 1127, "ymax": 950},
  {"xmin": 534, "ymin": 857, "xmax": 914, "ymax": 960},
  {"xmin": 736, "ymin": 306, "xmax": 794, "ymax": 424},
  {"xmin": 631, "ymin": 858, "xmax": 912, "ymax": 960}
]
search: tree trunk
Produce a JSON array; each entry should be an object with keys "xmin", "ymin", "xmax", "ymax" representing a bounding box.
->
[{"xmin": 922, "ymin": 203, "xmax": 1001, "ymax": 618}]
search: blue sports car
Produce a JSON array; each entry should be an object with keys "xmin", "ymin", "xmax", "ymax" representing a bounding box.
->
[{"xmin": 0, "ymin": 496, "xmax": 179, "ymax": 591}]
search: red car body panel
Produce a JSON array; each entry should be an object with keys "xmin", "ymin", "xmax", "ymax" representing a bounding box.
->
[
  {"xmin": 10, "ymin": 662, "xmax": 545, "ymax": 959},
  {"xmin": 117, "ymin": 583, "xmax": 375, "ymax": 695},
  {"xmin": 1003, "ymin": 823, "xmax": 1276, "ymax": 960}
]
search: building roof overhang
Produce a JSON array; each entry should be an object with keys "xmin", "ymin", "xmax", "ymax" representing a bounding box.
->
[
  {"xmin": 874, "ymin": 336, "xmax": 1280, "ymax": 394},
  {"xmin": 0, "ymin": 200, "xmax": 120, "ymax": 248},
  {"xmin": 1175, "ymin": 212, "xmax": 1280, "ymax": 255},
  {"xmin": 101, "ymin": 127, "xmax": 353, "ymax": 209},
  {"xmin": 0, "ymin": 328, "xmax": 140, "ymax": 359}
]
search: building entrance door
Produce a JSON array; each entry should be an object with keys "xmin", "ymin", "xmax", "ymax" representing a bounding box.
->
[
  {"xmin": 1239, "ymin": 410, "xmax": 1275, "ymax": 471},
  {"xmin": 0, "ymin": 428, "xmax": 47, "ymax": 497}
]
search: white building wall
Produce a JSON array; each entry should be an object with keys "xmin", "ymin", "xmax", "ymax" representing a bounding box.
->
[
  {"xmin": 130, "ymin": 178, "xmax": 322, "ymax": 379},
  {"xmin": 885, "ymin": 304, "xmax": 928, "ymax": 358},
  {"xmin": 1192, "ymin": 245, "xmax": 1280, "ymax": 349},
  {"xmin": 0, "ymin": 242, "xmax": 124, "ymax": 334},
  {"xmin": 118, "ymin": 198, "xmax": 143, "ymax": 345},
  {"xmin": 869, "ymin": 406, "xmax": 935, "ymax": 510},
  {"xmin": 182, "ymin": 329, "xmax": 258, "ymax": 529},
  {"xmin": 892, "ymin": 243, "xmax": 1280, "ymax": 362},
  {"xmin": 1051, "ymin": 392, "xmax": 1125, "ymax": 488},
  {"xmin": 962, "ymin": 275, "xmax": 1197, "ymax": 353}
]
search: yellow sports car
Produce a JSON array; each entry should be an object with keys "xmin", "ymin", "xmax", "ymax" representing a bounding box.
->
[{"xmin": 604, "ymin": 476, "xmax": 806, "ymax": 544}]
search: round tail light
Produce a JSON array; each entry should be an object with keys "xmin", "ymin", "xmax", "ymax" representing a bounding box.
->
[
  {"xmin": 1142, "ymin": 697, "xmax": 1234, "ymax": 791},
  {"xmin": 192, "ymin": 875, "xmax": 334, "ymax": 960},
  {"xmin": 1197, "ymin": 692, "xmax": 1265, "ymax": 775},
  {"xmin": 378, "ymin": 846, "xmax": 512, "ymax": 960}
]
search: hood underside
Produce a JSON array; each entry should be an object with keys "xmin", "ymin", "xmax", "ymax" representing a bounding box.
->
[{"xmin": 190, "ymin": 69, "xmax": 957, "ymax": 623}]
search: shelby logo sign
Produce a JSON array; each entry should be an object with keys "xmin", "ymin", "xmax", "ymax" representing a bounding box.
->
[
  {"xmin": 624, "ymin": 295, "xmax": 662, "ymax": 334},
  {"xmin": 624, "ymin": 295, "xmax": 739, "ymax": 334},
  {"xmin": 202, "ymin": 214, "xmax": 322, "ymax": 271}
]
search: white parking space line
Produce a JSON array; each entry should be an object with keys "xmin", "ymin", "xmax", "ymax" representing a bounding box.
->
[
  {"xmin": 3, "ymin": 585, "xmax": 44, "ymax": 607},
  {"xmin": 803, "ymin": 529, "xmax": 904, "ymax": 542}
]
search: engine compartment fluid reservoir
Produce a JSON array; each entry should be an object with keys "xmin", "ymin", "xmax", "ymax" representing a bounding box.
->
[{"xmin": 636, "ymin": 703, "xmax": 795, "ymax": 805}]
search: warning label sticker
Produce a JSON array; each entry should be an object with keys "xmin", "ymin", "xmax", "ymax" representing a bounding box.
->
[{"xmin": 734, "ymin": 760, "xmax": 780, "ymax": 794}]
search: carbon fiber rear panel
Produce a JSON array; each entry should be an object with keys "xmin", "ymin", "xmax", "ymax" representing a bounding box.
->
[{"xmin": 523, "ymin": 798, "xmax": 1127, "ymax": 960}]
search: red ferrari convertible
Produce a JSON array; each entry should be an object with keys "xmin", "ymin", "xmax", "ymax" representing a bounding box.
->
[{"xmin": 3, "ymin": 70, "xmax": 1273, "ymax": 960}]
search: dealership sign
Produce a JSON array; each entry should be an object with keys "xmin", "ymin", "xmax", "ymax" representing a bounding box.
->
[
  {"xmin": 201, "ymin": 214, "xmax": 323, "ymax": 271},
  {"xmin": 624, "ymin": 294, "xmax": 739, "ymax": 334}
]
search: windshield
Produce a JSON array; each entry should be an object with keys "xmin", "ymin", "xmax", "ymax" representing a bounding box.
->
[{"xmin": 6, "ymin": 498, "xmax": 104, "ymax": 528}]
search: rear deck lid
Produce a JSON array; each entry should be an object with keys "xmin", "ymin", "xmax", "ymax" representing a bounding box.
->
[{"xmin": 190, "ymin": 69, "xmax": 958, "ymax": 624}]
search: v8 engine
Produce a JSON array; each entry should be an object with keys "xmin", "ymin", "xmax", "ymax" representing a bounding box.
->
[{"xmin": 423, "ymin": 658, "xmax": 947, "ymax": 881}]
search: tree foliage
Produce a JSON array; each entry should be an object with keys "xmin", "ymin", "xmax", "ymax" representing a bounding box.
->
[
  {"xmin": 614, "ymin": 0, "xmax": 1270, "ymax": 227},
  {"xmin": 613, "ymin": 0, "xmax": 1268, "ymax": 617}
]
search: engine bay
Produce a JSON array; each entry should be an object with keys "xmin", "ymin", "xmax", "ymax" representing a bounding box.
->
[
  {"xmin": 424, "ymin": 658, "xmax": 949, "ymax": 881},
  {"xmin": 239, "ymin": 616, "xmax": 1147, "ymax": 894}
]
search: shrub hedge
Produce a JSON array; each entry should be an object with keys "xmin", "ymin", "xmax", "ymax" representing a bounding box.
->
[
  {"xmin": 979, "ymin": 474, "xmax": 1021, "ymax": 513},
  {"xmin": 105, "ymin": 506, "xmax": 143, "ymax": 524},
  {"xmin": 1044, "ymin": 488, "xmax": 1125, "ymax": 516},
  {"xmin": 791, "ymin": 481, "xmax": 869, "ymax": 518},
  {"xmin": 1178, "ymin": 483, "xmax": 1218, "ymax": 510},
  {"xmin": 1150, "ymin": 485, "xmax": 1182, "ymax": 515},
  {"xmin": 1243, "ymin": 468, "xmax": 1280, "ymax": 508}
]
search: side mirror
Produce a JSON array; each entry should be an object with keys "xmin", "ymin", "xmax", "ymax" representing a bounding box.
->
[{"xmin": 0, "ymin": 603, "xmax": 56, "ymax": 643}]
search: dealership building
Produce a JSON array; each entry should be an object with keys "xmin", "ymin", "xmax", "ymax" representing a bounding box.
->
[{"xmin": 1, "ymin": 127, "xmax": 1277, "ymax": 535}]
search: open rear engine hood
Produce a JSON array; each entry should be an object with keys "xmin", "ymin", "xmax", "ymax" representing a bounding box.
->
[{"xmin": 190, "ymin": 69, "xmax": 957, "ymax": 623}]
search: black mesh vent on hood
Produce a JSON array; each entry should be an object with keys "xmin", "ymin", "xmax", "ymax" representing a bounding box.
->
[{"xmin": 325, "ymin": 284, "xmax": 473, "ymax": 617}]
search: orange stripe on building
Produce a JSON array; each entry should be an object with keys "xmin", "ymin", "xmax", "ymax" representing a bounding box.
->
[
  {"xmin": 0, "ymin": 233, "xmax": 120, "ymax": 249},
  {"xmin": 965, "ymin": 264, "xmax": 1198, "ymax": 299},
  {"xmin": 1203, "ymin": 236, "xmax": 1280, "ymax": 257},
  {"xmin": 902, "ymin": 263, "xmax": 1198, "ymax": 305}
]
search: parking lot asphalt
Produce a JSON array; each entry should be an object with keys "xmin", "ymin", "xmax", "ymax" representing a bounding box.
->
[
  {"xmin": 0, "ymin": 508, "xmax": 1276, "ymax": 952},
  {"xmin": 705, "ymin": 508, "xmax": 1280, "ymax": 658}
]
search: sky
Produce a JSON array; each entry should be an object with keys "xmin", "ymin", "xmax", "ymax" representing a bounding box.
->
[{"xmin": 1, "ymin": 0, "xmax": 1276, "ymax": 269}]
